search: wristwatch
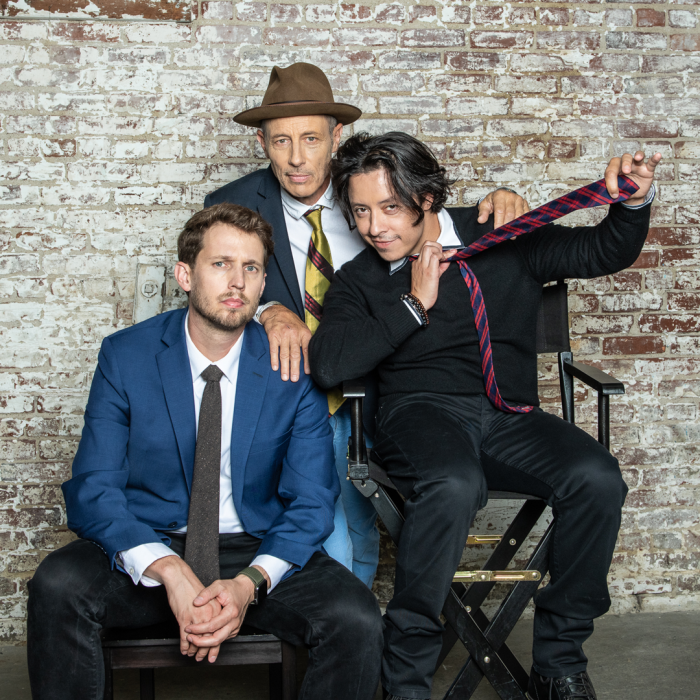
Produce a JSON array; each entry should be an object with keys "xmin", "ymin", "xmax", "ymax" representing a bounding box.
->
[{"xmin": 237, "ymin": 566, "xmax": 268, "ymax": 605}]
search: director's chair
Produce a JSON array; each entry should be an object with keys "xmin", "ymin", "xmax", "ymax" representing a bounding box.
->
[{"xmin": 343, "ymin": 280, "xmax": 624, "ymax": 700}]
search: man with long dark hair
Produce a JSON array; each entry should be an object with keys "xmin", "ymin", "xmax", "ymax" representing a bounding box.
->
[{"xmin": 309, "ymin": 132, "xmax": 660, "ymax": 700}]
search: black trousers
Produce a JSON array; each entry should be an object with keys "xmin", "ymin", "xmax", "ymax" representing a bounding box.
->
[
  {"xmin": 372, "ymin": 393, "xmax": 627, "ymax": 699},
  {"xmin": 27, "ymin": 533, "xmax": 383, "ymax": 700}
]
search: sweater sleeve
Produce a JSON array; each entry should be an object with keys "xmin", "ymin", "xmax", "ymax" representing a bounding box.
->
[
  {"xmin": 516, "ymin": 199, "xmax": 652, "ymax": 284},
  {"xmin": 309, "ymin": 262, "xmax": 421, "ymax": 390}
]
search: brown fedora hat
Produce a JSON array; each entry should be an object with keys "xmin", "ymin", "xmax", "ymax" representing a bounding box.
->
[{"xmin": 233, "ymin": 62, "xmax": 362, "ymax": 128}]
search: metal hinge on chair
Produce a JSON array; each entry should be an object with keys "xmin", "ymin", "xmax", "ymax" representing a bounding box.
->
[
  {"xmin": 453, "ymin": 570, "xmax": 542, "ymax": 583},
  {"xmin": 467, "ymin": 535, "xmax": 503, "ymax": 545}
]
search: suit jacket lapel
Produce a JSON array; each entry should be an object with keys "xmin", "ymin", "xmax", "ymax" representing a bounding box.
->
[
  {"xmin": 230, "ymin": 324, "xmax": 270, "ymax": 508},
  {"xmin": 156, "ymin": 309, "xmax": 197, "ymax": 490},
  {"xmin": 257, "ymin": 167, "xmax": 305, "ymax": 318}
]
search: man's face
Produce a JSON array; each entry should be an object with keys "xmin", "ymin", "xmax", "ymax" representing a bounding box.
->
[
  {"xmin": 256, "ymin": 115, "xmax": 343, "ymax": 206},
  {"xmin": 348, "ymin": 168, "xmax": 432, "ymax": 262},
  {"xmin": 176, "ymin": 223, "xmax": 266, "ymax": 332}
]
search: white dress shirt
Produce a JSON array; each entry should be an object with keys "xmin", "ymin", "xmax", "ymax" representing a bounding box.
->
[
  {"xmin": 119, "ymin": 314, "xmax": 292, "ymax": 590},
  {"xmin": 280, "ymin": 181, "xmax": 366, "ymax": 295}
]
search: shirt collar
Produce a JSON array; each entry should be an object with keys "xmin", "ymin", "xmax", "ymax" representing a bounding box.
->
[
  {"xmin": 389, "ymin": 209, "xmax": 461, "ymax": 275},
  {"xmin": 184, "ymin": 311, "xmax": 244, "ymax": 385},
  {"xmin": 280, "ymin": 181, "xmax": 336, "ymax": 221}
]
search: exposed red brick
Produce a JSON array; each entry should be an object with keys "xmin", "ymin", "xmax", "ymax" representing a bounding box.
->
[
  {"xmin": 339, "ymin": 4, "xmax": 372, "ymax": 22},
  {"xmin": 547, "ymin": 141, "xmax": 577, "ymax": 159},
  {"xmin": 540, "ymin": 8, "xmax": 569, "ymax": 26},
  {"xmin": 631, "ymin": 251, "xmax": 660, "ymax": 269},
  {"xmin": 647, "ymin": 227, "xmax": 700, "ymax": 246},
  {"xmin": 409, "ymin": 5, "xmax": 436, "ymax": 22},
  {"xmin": 538, "ymin": 31, "xmax": 600, "ymax": 50},
  {"xmin": 470, "ymin": 31, "xmax": 533, "ymax": 49},
  {"xmin": 402, "ymin": 28, "xmax": 464, "ymax": 47},
  {"xmin": 49, "ymin": 22, "xmax": 121, "ymax": 42},
  {"xmin": 618, "ymin": 120, "xmax": 679, "ymax": 138},
  {"xmin": 670, "ymin": 34, "xmax": 700, "ymax": 51},
  {"xmin": 473, "ymin": 6, "xmax": 504, "ymax": 24},
  {"xmin": 603, "ymin": 337, "xmax": 666, "ymax": 355},
  {"xmin": 640, "ymin": 314, "xmax": 700, "ymax": 333},
  {"xmin": 637, "ymin": 9, "xmax": 666, "ymax": 27},
  {"xmin": 668, "ymin": 292, "xmax": 700, "ymax": 311}
]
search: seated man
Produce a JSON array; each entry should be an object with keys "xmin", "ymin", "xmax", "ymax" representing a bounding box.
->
[
  {"xmin": 27, "ymin": 203, "xmax": 382, "ymax": 700},
  {"xmin": 309, "ymin": 132, "xmax": 660, "ymax": 700}
]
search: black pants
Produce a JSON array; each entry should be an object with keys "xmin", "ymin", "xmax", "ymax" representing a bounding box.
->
[
  {"xmin": 373, "ymin": 393, "xmax": 627, "ymax": 699},
  {"xmin": 27, "ymin": 533, "xmax": 383, "ymax": 700}
]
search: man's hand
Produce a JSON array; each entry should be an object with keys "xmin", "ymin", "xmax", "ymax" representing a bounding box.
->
[
  {"xmin": 185, "ymin": 566, "xmax": 271, "ymax": 661},
  {"xmin": 143, "ymin": 556, "xmax": 222, "ymax": 663},
  {"xmin": 604, "ymin": 151, "xmax": 662, "ymax": 206},
  {"xmin": 260, "ymin": 304, "xmax": 312, "ymax": 381},
  {"xmin": 410, "ymin": 241, "xmax": 454, "ymax": 311},
  {"xmin": 478, "ymin": 189, "xmax": 530, "ymax": 228}
]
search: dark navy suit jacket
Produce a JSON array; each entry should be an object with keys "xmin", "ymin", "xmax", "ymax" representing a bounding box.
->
[
  {"xmin": 62, "ymin": 308, "xmax": 338, "ymax": 572},
  {"xmin": 205, "ymin": 166, "xmax": 378, "ymax": 433}
]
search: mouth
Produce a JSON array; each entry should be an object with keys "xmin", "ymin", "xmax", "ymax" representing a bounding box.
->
[
  {"xmin": 221, "ymin": 297, "xmax": 245, "ymax": 309},
  {"xmin": 285, "ymin": 172, "xmax": 313, "ymax": 184},
  {"xmin": 371, "ymin": 238, "xmax": 399, "ymax": 250}
]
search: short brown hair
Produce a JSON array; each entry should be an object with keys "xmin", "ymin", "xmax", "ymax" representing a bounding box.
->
[{"xmin": 178, "ymin": 203, "xmax": 274, "ymax": 267}]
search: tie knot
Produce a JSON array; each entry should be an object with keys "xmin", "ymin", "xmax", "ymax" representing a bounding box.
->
[
  {"xmin": 304, "ymin": 207, "xmax": 323, "ymax": 231},
  {"xmin": 201, "ymin": 364, "xmax": 224, "ymax": 383}
]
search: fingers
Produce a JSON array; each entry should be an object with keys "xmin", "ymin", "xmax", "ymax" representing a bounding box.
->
[
  {"xmin": 301, "ymin": 337, "xmax": 311, "ymax": 376},
  {"xmin": 605, "ymin": 157, "xmax": 622, "ymax": 199},
  {"xmin": 187, "ymin": 626, "xmax": 234, "ymax": 648},
  {"xmin": 269, "ymin": 336, "xmax": 280, "ymax": 373},
  {"xmin": 289, "ymin": 341, "xmax": 301, "ymax": 382},
  {"xmin": 194, "ymin": 582, "xmax": 224, "ymax": 607},
  {"xmin": 476, "ymin": 194, "xmax": 493, "ymax": 224},
  {"xmin": 278, "ymin": 338, "xmax": 291, "ymax": 381},
  {"xmin": 646, "ymin": 152, "xmax": 662, "ymax": 171},
  {"xmin": 208, "ymin": 644, "xmax": 222, "ymax": 664}
]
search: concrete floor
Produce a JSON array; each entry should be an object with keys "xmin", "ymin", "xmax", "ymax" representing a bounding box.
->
[{"xmin": 2, "ymin": 611, "xmax": 697, "ymax": 699}]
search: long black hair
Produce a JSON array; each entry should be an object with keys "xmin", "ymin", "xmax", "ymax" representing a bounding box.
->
[{"xmin": 332, "ymin": 131, "xmax": 455, "ymax": 228}]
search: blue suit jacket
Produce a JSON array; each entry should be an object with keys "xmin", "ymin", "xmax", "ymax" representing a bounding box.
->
[{"xmin": 62, "ymin": 308, "xmax": 338, "ymax": 572}]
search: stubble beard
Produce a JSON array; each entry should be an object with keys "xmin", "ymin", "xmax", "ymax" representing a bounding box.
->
[{"xmin": 189, "ymin": 286, "xmax": 258, "ymax": 333}]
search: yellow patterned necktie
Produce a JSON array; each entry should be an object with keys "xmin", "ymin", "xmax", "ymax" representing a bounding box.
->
[{"xmin": 303, "ymin": 207, "xmax": 344, "ymax": 414}]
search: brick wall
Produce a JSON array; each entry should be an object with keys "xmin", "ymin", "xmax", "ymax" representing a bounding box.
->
[{"xmin": 1, "ymin": 2, "xmax": 699, "ymax": 641}]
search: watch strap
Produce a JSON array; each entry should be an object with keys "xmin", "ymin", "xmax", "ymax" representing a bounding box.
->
[{"xmin": 237, "ymin": 566, "xmax": 267, "ymax": 605}]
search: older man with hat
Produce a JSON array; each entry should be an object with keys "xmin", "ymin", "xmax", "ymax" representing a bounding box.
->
[{"xmin": 205, "ymin": 62, "xmax": 529, "ymax": 587}]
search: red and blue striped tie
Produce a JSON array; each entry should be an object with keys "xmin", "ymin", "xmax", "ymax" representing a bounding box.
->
[{"xmin": 413, "ymin": 175, "xmax": 640, "ymax": 414}]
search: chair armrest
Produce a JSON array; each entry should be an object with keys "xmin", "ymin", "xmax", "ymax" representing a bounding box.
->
[
  {"xmin": 342, "ymin": 380, "xmax": 369, "ymax": 480},
  {"xmin": 562, "ymin": 360, "xmax": 625, "ymax": 396}
]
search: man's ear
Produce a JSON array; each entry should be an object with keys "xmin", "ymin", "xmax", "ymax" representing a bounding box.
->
[
  {"xmin": 174, "ymin": 261, "xmax": 193, "ymax": 293},
  {"xmin": 421, "ymin": 194, "xmax": 434, "ymax": 211},
  {"xmin": 331, "ymin": 123, "xmax": 344, "ymax": 154},
  {"xmin": 256, "ymin": 129, "xmax": 267, "ymax": 156}
]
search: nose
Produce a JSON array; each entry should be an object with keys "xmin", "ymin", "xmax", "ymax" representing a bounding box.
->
[
  {"xmin": 368, "ymin": 211, "xmax": 385, "ymax": 237},
  {"xmin": 228, "ymin": 266, "xmax": 245, "ymax": 290},
  {"xmin": 289, "ymin": 139, "xmax": 304, "ymax": 167}
]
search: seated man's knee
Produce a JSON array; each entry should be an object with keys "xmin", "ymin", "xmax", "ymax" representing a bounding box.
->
[
  {"xmin": 429, "ymin": 466, "xmax": 487, "ymax": 513},
  {"xmin": 567, "ymin": 449, "xmax": 627, "ymax": 511},
  {"xmin": 325, "ymin": 579, "xmax": 383, "ymax": 651}
]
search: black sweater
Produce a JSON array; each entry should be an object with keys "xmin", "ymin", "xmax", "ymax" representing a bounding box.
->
[{"xmin": 309, "ymin": 202, "xmax": 651, "ymax": 407}]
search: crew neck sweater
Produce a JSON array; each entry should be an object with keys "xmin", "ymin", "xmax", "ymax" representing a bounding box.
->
[{"xmin": 309, "ymin": 201, "xmax": 651, "ymax": 408}]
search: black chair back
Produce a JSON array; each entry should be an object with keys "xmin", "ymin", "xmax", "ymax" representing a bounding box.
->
[{"xmin": 535, "ymin": 281, "xmax": 571, "ymax": 355}]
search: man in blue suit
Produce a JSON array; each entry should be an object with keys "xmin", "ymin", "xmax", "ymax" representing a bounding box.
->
[
  {"xmin": 204, "ymin": 62, "xmax": 529, "ymax": 587},
  {"xmin": 27, "ymin": 203, "xmax": 383, "ymax": 700}
]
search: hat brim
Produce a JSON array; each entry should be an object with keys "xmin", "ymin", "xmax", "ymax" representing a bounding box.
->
[{"xmin": 233, "ymin": 101, "xmax": 362, "ymax": 128}]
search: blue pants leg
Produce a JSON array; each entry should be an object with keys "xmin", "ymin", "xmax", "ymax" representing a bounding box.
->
[{"xmin": 323, "ymin": 402, "xmax": 380, "ymax": 588}]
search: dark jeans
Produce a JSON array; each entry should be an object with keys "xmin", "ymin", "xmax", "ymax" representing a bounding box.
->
[
  {"xmin": 373, "ymin": 393, "xmax": 627, "ymax": 699},
  {"xmin": 27, "ymin": 533, "xmax": 383, "ymax": 700}
]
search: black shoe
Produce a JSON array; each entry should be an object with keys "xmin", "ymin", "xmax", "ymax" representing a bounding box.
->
[{"xmin": 527, "ymin": 669, "xmax": 597, "ymax": 699}]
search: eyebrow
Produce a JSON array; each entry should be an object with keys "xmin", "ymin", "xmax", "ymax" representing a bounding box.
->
[
  {"xmin": 350, "ymin": 197, "xmax": 397, "ymax": 207},
  {"xmin": 208, "ymin": 256, "xmax": 263, "ymax": 265}
]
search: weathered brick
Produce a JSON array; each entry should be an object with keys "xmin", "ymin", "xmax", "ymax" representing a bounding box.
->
[
  {"xmin": 603, "ymin": 337, "xmax": 666, "ymax": 355},
  {"xmin": 402, "ymin": 29, "xmax": 464, "ymax": 47},
  {"xmin": 334, "ymin": 28, "xmax": 395, "ymax": 46},
  {"xmin": 471, "ymin": 31, "xmax": 533, "ymax": 49},
  {"xmin": 607, "ymin": 31, "xmax": 667, "ymax": 51}
]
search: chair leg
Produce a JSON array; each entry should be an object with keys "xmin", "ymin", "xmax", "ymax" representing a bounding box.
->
[
  {"xmin": 269, "ymin": 663, "xmax": 283, "ymax": 700},
  {"xmin": 139, "ymin": 668, "xmax": 155, "ymax": 700},
  {"xmin": 102, "ymin": 649, "xmax": 113, "ymax": 700},
  {"xmin": 281, "ymin": 641, "xmax": 298, "ymax": 700}
]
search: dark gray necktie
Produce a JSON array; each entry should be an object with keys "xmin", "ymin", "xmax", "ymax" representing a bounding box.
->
[{"xmin": 184, "ymin": 364, "xmax": 224, "ymax": 586}]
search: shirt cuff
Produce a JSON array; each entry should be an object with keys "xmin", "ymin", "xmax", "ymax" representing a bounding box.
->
[
  {"xmin": 118, "ymin": 543, "xmax": 179, "ymax": 587},
  {"xmin": 402, "ymin": 298, "xmax": 424, "ymax": 326},
  {"xmin": 620, "ymin": 182, "xmax": 656, "ymax": 209},
  {"xmin": 250, "ymin": 554, "xmax": 293, "ymax": 592},
  {"xmin": 254, "ymin": 300, "xmax": 281, "ymax": 324}
]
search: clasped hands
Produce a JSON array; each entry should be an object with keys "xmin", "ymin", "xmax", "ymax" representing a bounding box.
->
[{"xmin": 144, "ymin": 556, "xmax": 269, "ymax": 664}]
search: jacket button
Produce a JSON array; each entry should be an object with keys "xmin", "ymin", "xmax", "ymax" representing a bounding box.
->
[{"xmin": 168, "ymin": 522, "xmax": 177, "ymax": 528}]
